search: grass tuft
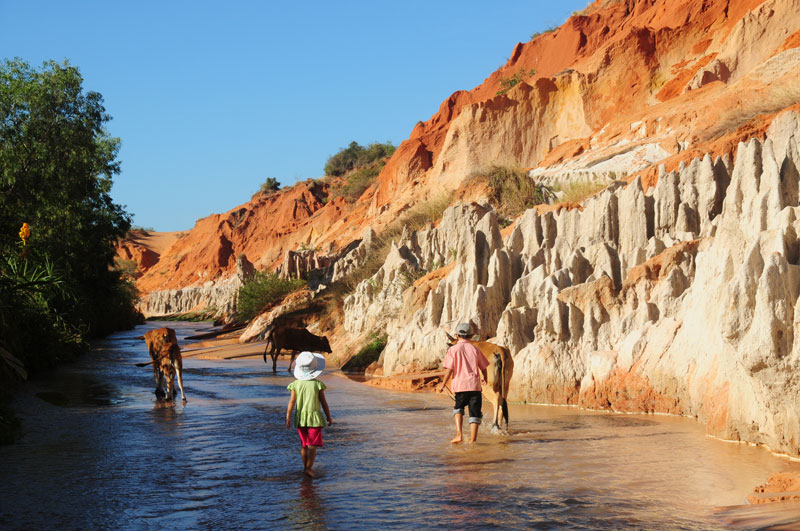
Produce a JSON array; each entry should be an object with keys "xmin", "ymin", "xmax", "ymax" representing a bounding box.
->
[
  {"xmin": 479, "ymin": 165, "xmax": 554, "ymax": 220},
  {"xmin": 552, "ymin": 179, "xmax": 607, "ymax": 204}
]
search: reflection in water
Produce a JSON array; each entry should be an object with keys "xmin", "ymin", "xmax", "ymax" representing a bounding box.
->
[
  {"xmin": 291, "ymin": 479, "xmax": 327, "ymax": 529},
  {"xmin": 1, "ymin": 321, "xmax": 800, "ymax": 529}
]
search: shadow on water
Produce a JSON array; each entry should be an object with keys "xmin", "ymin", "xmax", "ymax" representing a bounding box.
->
[
  {"xmin": 2, "ymin": 321, "xmax": 800, "ymax": 529},
  {"xmin": 34, "ymin": 376, "xmax": 124, "ymax": 407}
]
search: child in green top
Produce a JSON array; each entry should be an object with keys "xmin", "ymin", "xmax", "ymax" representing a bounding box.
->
[{"xmin": 286, "ymin": 351, "xmax": 332, "ymax": 478}]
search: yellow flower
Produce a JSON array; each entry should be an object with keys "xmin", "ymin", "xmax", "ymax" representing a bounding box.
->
[{"xmin": 19, "ymin": 223, "xmax": 30, "ymax": 245}]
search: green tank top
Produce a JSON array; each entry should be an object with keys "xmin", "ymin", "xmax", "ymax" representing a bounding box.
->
[{"xmin": 287, "ymin": 379, "xmax": 327, "ymax": 428}]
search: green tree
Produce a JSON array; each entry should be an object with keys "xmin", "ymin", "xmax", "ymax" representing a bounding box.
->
[
  {"xmin": 324, "ymin": 141, "xmax": 395, "ymax": 177},
  {"xmin": 0, "ymin": 59, "xmax": 140, "ymax": 380},
  {"xmin": 259, "ymin": 177, "xmax": 281, "ymax": 195}
]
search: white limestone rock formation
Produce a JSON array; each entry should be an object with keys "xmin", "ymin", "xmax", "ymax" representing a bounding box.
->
[
  {"xmin": 344, "ymin": 110, "xmax": 800, "ymax": 455},
  {"xmin": 141, "ymin": 254, "xmax": 254, "ymax": 319}
]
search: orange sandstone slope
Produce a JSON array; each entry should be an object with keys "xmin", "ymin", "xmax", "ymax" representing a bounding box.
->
[
  {"xmin": 135, "ymin": 181, "xmax": 345, "ymax": 292},
  {"xmin": 127, "ymin": 0, "xmax": 800, "ymax": 295}
]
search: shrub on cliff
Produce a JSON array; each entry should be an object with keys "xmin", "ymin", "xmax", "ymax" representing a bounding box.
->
[
  {"xmin": 337, "ymin": 164, "xmax": 382, "ymax": 202},
  {"xmin": 341, "ymin": 332, "xmax": 387, "ymax": 372},
  {"xmin": 235, "ymin": 271, "xmax": 306, "ymax": 322},
  {"xmin": 482, "ymin": 165, "xmax": 554, "ymax": 219},
  {"xmin": 256, "ymin": 177, "xmax": 281, "ymax": 197},
  {"xmin": 324, "ymin": 141, "xmax": 395, "ymax": 177},
  {"xmin": 0, "ymin": 58, "xmax": 141, "ymax": 387},
  {"xmin": 496, "ymin": 67, "xmax": 536, "ymax": 96}
]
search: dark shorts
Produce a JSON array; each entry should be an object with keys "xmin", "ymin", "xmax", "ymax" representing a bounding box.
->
[{"xmin": 453, "ymin": 390, "xmax": 482, "ymax": 424}]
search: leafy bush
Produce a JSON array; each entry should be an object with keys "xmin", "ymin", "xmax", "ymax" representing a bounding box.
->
[
  {"xmin": 0, "ymin": 58, "xmax": 142, "ymax": 382},
  {"xmin": 483, "ymin": 165, "xmax": 554, "ymax": 219},
  {"xmin": 338, "ymin": 164, "xmax": 382, "ymax": 202},
  {"xmin": 496, "ymin": 67, "xmax": 536, "ymax": 96},
  {"xmin": 258, "ymin": 177, "xmax": 281, "ymax": 195},
  {"xmin": 324, "ymin": 141, "xmax": 396, "ymax": 177},
  {"xmin": 235, "ymin": 271, "xmax": 306, "ymax": 322},
  {"xmin": 341, "ymin": 333, "xmax": 387, "ymax": 372},
  {"xmin": 0, "ymin": 253, "xmax": 85, "ymax": 376}
]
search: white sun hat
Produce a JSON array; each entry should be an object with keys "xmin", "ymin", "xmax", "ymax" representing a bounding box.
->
[{"xmin": 294, "ymin": 351, "xmax": 326, "ymax": 380}]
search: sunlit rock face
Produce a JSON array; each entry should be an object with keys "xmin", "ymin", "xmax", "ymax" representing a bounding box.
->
[
  {"xmin": 140, "ymin": 254, "xmax": 254, "ymax": 319},
  {"xmin": 122, "ymin": 0, "xmax": 800, "ymax": 321},
  {"xmin": 345, "ymin": 112, "xmax": 800, "ymax": 455}
]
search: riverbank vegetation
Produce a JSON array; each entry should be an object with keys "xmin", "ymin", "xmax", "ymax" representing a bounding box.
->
[
  {"xmin": 0, "ymin": 59, "xmax": 142, "ymax": 440},
  {"xmin": 341, "ymin": 332, "xmax": 387, "ymax": 372},
  {"xmin": 235, "ymin": 272, "xmax": 306, "ymax": 322}
]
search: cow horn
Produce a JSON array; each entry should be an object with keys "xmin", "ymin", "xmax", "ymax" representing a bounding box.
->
[{"xmin": 445, "ymin": 331, "xmax": 455, "ymax": 342}]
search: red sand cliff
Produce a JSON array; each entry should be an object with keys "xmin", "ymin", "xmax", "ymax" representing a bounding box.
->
[{"xmin": 121, "ymin": 0, "xmax": 800, "ymax": 298}]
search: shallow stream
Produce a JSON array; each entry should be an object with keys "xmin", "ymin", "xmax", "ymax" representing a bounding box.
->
[{"xmin": 2, "ymin": 322, "xmax": 800, "ymax": 529}]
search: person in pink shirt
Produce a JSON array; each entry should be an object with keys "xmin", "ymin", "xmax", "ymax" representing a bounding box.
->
[{"xmin": 436, "ymin": 322, "xmax": 489, "ymax": 443}]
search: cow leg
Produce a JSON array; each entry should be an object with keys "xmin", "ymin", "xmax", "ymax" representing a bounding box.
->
[
  {"xmin": 152, "ymin": 365, "xmax": 164, "ymax": 399},
  {"xmin": 165, "ymin": 370, "xmax": 175, "ymax": 401},
  {"xmin": 271, "ymin": 345, "xmax": 278, "ymax": 374},
  {"xmin": 156, "ymin": 370, "xmax": 166, "ymax": 400},
  {"xmin": 174, "ymin": 362, "xmax": 187, "ymax": 403},
  {"xmin": 288, "ymin": 350, "xmax": 299, "ymax": 373}
]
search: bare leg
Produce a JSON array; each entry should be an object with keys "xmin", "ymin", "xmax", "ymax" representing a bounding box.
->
[
  {"xmin": 451, "ymin": 413, "xmax": 463, "ymax": 443},
  {"xmin": 301, "ymin": 446, "xmax": 308, "ymax": 472},
  {"xmin": 469, "ymin": 422, "xmax": 479, "ymax": 443},
  {"xmin": 305, "ymin": 446, "xmax": 317, "ymax": 477}
]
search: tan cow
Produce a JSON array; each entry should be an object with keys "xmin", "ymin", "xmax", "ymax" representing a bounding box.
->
[
  {"xmin": 445, "ymin": 332, "xmax": 513, "ymax": 433},
  {"xmin": 143, "ymin": 327, "xmax": 187, "ymax": 403}
]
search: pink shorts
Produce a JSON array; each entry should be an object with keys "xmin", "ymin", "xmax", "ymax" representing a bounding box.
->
[{"xmin": 297, "ymin": 427, "xmax": 323, "ymax": 447}]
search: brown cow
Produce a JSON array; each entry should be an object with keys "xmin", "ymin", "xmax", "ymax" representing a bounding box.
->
[
  {"xmin": 263, "ymin": 324, "xmax": 332, "ymax": 374},
  {"xmin": 445, "ymin": 332, "xmax": 513, "ymax": 433},
  {"xmin": 144, "ymin": 327, "xmax": 187, "ymax": 403}
]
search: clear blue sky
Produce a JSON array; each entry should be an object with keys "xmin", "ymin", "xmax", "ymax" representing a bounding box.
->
[{"xmin": 1, "ymin": 0, "xmax": 588, "ymax": 232}]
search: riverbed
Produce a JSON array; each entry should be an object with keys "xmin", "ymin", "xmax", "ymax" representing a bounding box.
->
[{"xmin": 1, "ymin": 322, "xmax": 799, "ymax": 529}]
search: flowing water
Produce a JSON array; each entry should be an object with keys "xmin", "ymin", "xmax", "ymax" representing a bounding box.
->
[{"xmin": 2, "ymin": 322, "xmax": 800, "ymax": 530}]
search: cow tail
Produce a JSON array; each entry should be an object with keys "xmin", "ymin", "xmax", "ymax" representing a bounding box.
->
[
  {"xmin": 500, "ymin": 352, "xmax": 509, "ymax": 428},
  {"xmin": 263, "ymin": 327, "xmax": 273, "ymax": 364}
]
